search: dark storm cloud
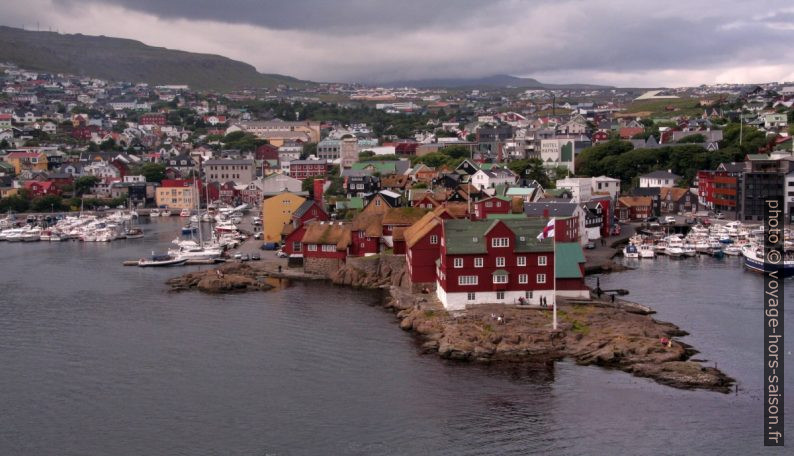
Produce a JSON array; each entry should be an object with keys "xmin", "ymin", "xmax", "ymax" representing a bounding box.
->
[
  {"xmin": 2, "ymin": 0, "xmax": 794, "ymax": 85},
  {"xmin": 59, "ymin": 0, "xmax": 497, "ymax": 32}
]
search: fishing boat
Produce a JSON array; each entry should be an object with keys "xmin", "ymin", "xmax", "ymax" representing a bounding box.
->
[
  {"xmin": 622, "ymin": 243, "xmax": 639, "ymax": 258},
  {"xmin": 639, "ymin": 244, "xmax": 655, "ymax": 258},
  {"xmin": 741, "ymin": 245, "xmax": 794, "ymax": 277},
  {"xmin": 125, "ymin": 228, "xmax": 144, "ymax": 239},
  {"xmin": 138, "ymin": 253, "xmax": 188, "ymax": 267},
  {"xmin": 150, "ymin": 209, "xmax": 161, "ymax": 217}
]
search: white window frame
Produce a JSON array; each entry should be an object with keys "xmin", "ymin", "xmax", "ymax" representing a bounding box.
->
[
  {"xmin": 307, "ymin": 244, "xmax": 317, "ymax": 251},
  {"xmin": 467, "ymin": 292, "xmax": 476, "ymax": 300},
  {"xmin": 519, "ymin": 274, "xmax": 528, "ymax": 284},
  {"xmin": 474, "ymin": 257, "xmax": 484, "ymax": 268},
  {"xmin": 430, "ymin": 235, "xmax": 438, "ymax": 245},
  {"xmin": 496, "ymin": 257, "xmax": 505, "ymax": 267},
  {"xmin": 458, "ymin": 275, "xmax": 478, "ymax": 286},
  {"xmin": 496, "ymin": 291, "xmax": 505, "ymax": 300},
  {"xmin": 493, "ymin": 274, "xmax": 508, "ymax": 284},
  {"xmin": 517, "ymin": 256, "xmax": 526, "ymax": 267},
  {"xmin": 537, "ymin": 273, "xmax": 546, "ymax": 284},
  {"xmin": 322, "ymin": 244, "xmax": 335, "ymax": 252},
  {"xmin": 538, "ymin": 255, "xmax": 547, "ymax": 266},
  {"xmin": 491, "ymin": 237, "xmax": 509, "ymax": 247}
]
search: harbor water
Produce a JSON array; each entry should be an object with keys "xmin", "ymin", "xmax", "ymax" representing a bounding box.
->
[{"xmin": 0, "ymin": 219, "xmax": 792, "ymax": 455}]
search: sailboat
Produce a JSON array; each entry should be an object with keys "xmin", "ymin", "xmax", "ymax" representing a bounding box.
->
[
  {"xmin": 125, "ymin": 199, "xmax": 144, "ymax": 239},
  {"xmin": 169, "ymin": 176, "xmax": 221, "ymax": 261}
]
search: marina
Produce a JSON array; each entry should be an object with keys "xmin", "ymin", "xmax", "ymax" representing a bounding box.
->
[{"xmin": 621, "ymin": 220, "xmax": 794, "ymax": 277}]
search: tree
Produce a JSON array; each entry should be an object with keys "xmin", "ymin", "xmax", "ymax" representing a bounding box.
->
[
  {"xmin": 140, "ymin": 163, "xmax": 167, "ymax": 183},
  {"xmin": 466, "ymin": 133, "xmax": 477, "ymax": 142},
  {"xmin": 302, "ymin": 142, "xmax": 317, "ymax": 159},
  {"xmin": 74, "ymin": 175, "xmax": 100, "ymax": 196},
  {"xmin": 0, "ymin": 194, "xmax": 30, "ymax": 213},
  {"xmin": 358, "ymin": 150, "xmax": 375, "ymax": 159},
  {"xmin": 439, "ymin": 145, "xmax": 470, "ymax": 160},
  {"xmin": 31, "ymin": 195, "xmax": 65, "ymax": 212},
  {"xmin": 301, "ymin": 175, "xmax": 326, "ymax": 194},
  {"xmin": 677, "ymin": 134, "xmax": 705, "ymax": 144}
]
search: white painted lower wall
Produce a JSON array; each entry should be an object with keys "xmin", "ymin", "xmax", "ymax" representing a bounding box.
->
[
  {"xmin": 436, "ymin": 283, "xmax": 556, "ymax": 311},
  {"xmin": 558, "ymin": 289, "xmax": 591, "ymax": 299},
  {"xmin": 584, "ymin": 227, "xmax": 601, "ymax": 241}
]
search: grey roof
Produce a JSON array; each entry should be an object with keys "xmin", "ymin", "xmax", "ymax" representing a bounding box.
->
[
  {"xmin": 639, "ymin": 170, "xmax": 680, "ymax": 179},
  {"xmin": 294, "ymin": 200, "xmax": 318, "ymax": 218},
  {"xmin": 717, "ymin": 162, "xmax": 744, "ymax": 173},
  {"xmin": 523, "ymin": 202, "xmax": 579, "ymax": 217},
  {"xmin": 632, "ymin": 187, "xmax": 661, "ymax": 197},
  {"xmin": 204, "ymin": 159, "xmax": 255, "ymax": 166}
]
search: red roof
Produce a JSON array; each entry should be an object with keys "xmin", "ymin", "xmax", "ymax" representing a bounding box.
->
[
  {"xmin": 160, "ymin": 179, "xmax": 199, "ymax": 188},
  {"xmin": 0, "ymin": 114, "xmax": 12, "ymax": 120}
]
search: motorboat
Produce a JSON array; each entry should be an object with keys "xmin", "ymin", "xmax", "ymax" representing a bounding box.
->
[
  {"xmin": 639, "ymin": 244, "xmax": 655, "ymax": 258},
  {"xmin": 180, "ymin": 208, "xmax": 191, "ymax": 217},
  {"xmin": 666, "ymin": 247, "xmax": 684, "ymax": 258},
  {"xmin": 741, "ymin": 244, "xmax": 794, "ymax": 277},
  {"xmin": 724, "ymin": 245, "xmax": 742, "ymax": 256},
  {"xmin": 138, "ymin": 253, "xmax": 188, "ymax": 267},
  {"xmin": 125, "ymin": 228, "xmax": 144, "ymax": 239},
  {"xmin": 623, "ymin": 243, "xmax": 639, "ymax": 258},
  {"xmin": 682, "ymin": 244, "xmax": 697, "ymax": 257},
  {"xmin": 150, "ymin": 209, "xmax": 161, "ymax": 217}
]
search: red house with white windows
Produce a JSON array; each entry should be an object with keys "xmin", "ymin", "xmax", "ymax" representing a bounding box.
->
[
  {"xmin": 289, "ymin": 160, "xmax": 331, "ymax": 180},
  {"xmin": 301, "ymin": 221, "xmax": 352, "ymax": 274},
  {"xmin": 472, "ymin": 196, "xmax": 512, "ymax": 220},
  {"xmin": 140, "ymin": 113, "xmax": 167, "ymax": 126},
  {"xmin": 23, "ymin": 180, "xmax": 59, "ymax": 197},
  {"xmin": 282, "ymin": 200, "xmax": 330, "ymax": 257},
  {"xmin": 434, "ymin": 219, "xmax": 556, "ymax": 310}
]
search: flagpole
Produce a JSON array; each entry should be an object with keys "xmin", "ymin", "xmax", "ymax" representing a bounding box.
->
[{"xmin": 552, "ymin": 231, "xmax": 557, "ymax": 330}]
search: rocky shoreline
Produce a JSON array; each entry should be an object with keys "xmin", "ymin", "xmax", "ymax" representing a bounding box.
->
[{"xmin": 165, "ymin": 256, "xmax": 734, "ymax": 393}]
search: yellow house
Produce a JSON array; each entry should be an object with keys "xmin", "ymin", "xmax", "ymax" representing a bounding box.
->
[
  {"xmin": 262, "ymin": 191, "xmax": 306, "ymax": 243},
  {"xmin": 4, "ymin": 152, "xmax": 48, "ymax": 174},
  {"xmin": 155, "ymin": 180, "xmax": 199, "ymax": 210}
]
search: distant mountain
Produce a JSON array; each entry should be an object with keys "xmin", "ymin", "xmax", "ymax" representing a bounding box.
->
[
  {"xmin": 379, "ymin": 74, "xmax": 612, "ymax": 90},
  {"xmin": 0, "ymin": 26, "xmax": 311, "ymax": 91}
]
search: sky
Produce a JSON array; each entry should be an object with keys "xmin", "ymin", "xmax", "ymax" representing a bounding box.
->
[{"xmin": 1, "ymin": 0, "xmax": 794, "ymax": 87}]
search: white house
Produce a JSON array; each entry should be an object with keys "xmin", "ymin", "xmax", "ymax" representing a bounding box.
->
[
  {"xmin": 591, "ymin": 175, "xmax": 621, "ymax": 199},
  {"xmin": 555, "ymin": 177, "xmax": 592, "ymax": 204},
  {"xmin": 639, "ymin": 170, "xmax": 680, "ymax": 188},
  {"xmin": 471, "ymin": 166, "xmax": 517, "ymax": 191}
]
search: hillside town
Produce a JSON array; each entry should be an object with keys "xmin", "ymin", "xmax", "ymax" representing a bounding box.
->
[{"xmin": 1, "ymin": 62, "xmax": 793, "ymax": 309}]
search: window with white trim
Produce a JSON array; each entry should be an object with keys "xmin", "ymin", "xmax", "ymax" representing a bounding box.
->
[
  {"xmin": 467, "ymin": 292, "xmax": 476, "ymax": 300},
  {"xmin": 454, "ymin": 258, "xmax": 463, "ymax": 268},
  {"xmin": 538, "ymin": 255, "xmax": 547, "ymax": 266},
  {"xmin": 307, "ymin": 244, "xmax": 317, "ymax": 251},
  {"xmin": 496, "ymin": 291, "xmax": 505, "ymax": 300},
  {"xmin": 474, "ymin": 257, "xmax": 483, "ymax": 268},
  {"xmin": 322, "ymin": 244, "xmax": 335, "ymax": 252},
  {"xmin": 537, "ymin": 273, "xmax": 546, "ymax": 284},
  {"xmin": 493, "ymin": 274, "xmax": 508, "ymax": 284},
  {"xmin": 517, "ymin": 256, "xmax": 526, "ymax": 267},
  {"xmin": 430, "ymin": 235, "xmax": 438, "ymax": 245},
  {"xmin": 491, "ymin": 237, "xmax": 509, "ymax": 247},
  {"xmin": 496, "ymin": 257, "xmax": 505, "ymax": 267},
  {"xmin": 518, "ymin": 274, "xmax": 528, "ymax": 284},
  {"xmin": 458, "ymin": 275, "xmax": 478, "ymax": 285}
]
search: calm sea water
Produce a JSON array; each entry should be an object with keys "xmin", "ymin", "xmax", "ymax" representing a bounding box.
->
[{"xmin": 0, "ymin": 219, "xmax": 791, "ymax": 455}]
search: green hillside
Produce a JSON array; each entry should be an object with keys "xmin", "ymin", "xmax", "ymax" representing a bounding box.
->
[{"xmin": 0, "ymin": 26, "xmax": 311, "ymax": 91}]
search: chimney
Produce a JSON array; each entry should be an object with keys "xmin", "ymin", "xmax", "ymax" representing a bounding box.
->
[{"xmin": 313, "ymin": 178, "xmax": 325, "ymax": 205}]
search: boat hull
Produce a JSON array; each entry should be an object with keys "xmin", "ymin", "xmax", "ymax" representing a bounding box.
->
[{"xmin": 742, "ymin": 253, "xmax": 794, "ymax": 277}]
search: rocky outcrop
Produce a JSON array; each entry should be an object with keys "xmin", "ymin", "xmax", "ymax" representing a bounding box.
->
[
  {"xmin": 166, "ymin": 263, "xmax": 274, "ymax": 294},
  {"xmin": 329, "ymin": 255, "xmax": 409, "ymax": 289},
  {"xmin": 384, "ymin": 288, "xmax": 734, "ymax": 393}
]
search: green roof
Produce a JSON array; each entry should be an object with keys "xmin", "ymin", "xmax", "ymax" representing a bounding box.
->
[
  {"xmin": 486, "ymin": 213, "xmax": 526, "ymax": 220},
  {"xmin": 493, "ymin": 269, "xmax": 508, "ymax": 276},
  {"xmin": 335, "ymin": 197, "xmax": 364, "ymax": 210},
  {"xmin": 480, "ymin": 163, "xmax": 495, "ymax": 170},
  {"xmin": 443, "ymin": 219, "xmax": 553, "ymax": 254},
  {"xmin": 555, "ymin": 242, "xmax": 585, "ymax": 279},
  {"xmin": 351, "ymin": 161, "xmax": 397, "ymax": 174},
  {"xmin": 505, "ymin": 187, "xmax": 535, "ymax": 196}
]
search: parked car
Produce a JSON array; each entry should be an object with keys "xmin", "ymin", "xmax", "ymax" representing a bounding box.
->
[
  {"xmin": 664, "ymin": 216, "xmax": 676, "ymax": 224},
  {"xmin": 261, "ymin": 242, "xmax": 279, "ymax": 251},
  {"xmin": 685, "ymin": 217, "xmax": 696, "ymax": 225},
  {"xmin": 233, "ymin": 252, "xmax": 242, "ymax": 260},
  {"xmin": 276, "ymin": 250, "xmax": 288, "ymax": 258},
  {"xmin": 251, "ymin": 253, "xmax": 261, "ymax": 261},
  {"xmin": 254, "ymin": 232, "xmax": 262, "ymax": 240},
  {"xmin": 646, "ymin": 216, "xmax": 658, "ymax": 223},
  {"xmin": 241, "ymin": 254, "xmax": 250, "ymax": 262},
  {"xmin": 716, "ymin": 212, "xmax": 725, "ymax": 219},
  {"xmin": 585, "ymin": 241, "xmax": 596, "ymax": 249}
]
